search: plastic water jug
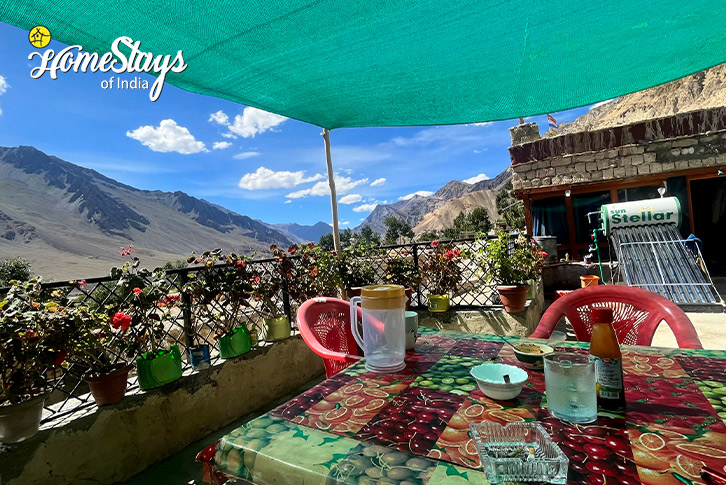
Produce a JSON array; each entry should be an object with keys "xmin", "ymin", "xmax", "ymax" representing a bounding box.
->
[{"xmin": 350, "ymin": 285, "xmax": 406, "ymax": 373}]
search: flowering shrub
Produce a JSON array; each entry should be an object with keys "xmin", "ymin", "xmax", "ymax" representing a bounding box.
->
[
  {"xmin": 183, "ymin": 249, "xmax": 253, "ymax": 337},
  {"xmin": 0, "ymin": 279, "xmax": 69, "ymax": 403},
  {"xmin": 420, "ymin": 241, "xmax": 462, "ymax": 295},
  {"xmin": 477, "ymin": 232, "xmax": 546, "ymax": 285}
]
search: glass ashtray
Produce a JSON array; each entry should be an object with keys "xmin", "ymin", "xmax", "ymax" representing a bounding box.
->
[{"xmin": 469, "ymin": 422, "xmax": 569, "ymax": 484}]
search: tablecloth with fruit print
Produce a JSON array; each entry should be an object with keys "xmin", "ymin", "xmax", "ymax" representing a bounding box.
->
[{"xmin": 199, "ymin": 328, "xmax": 726, "ymax": 485}]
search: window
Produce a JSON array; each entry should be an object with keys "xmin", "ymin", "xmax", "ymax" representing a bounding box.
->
[
  {"xmin": 572, "ymin": 192, "xmax": 611, "ymax": 243},
  {"xmin": 531, "ymin": 197, "xmax": 568, "ymax": 244}
]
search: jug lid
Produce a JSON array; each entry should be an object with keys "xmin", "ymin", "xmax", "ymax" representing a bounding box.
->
[{"xmin": 361, "ymin": 285, "xmax": 405, "ymax": 310}]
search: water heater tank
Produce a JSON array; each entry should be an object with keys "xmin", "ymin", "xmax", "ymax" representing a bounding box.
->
[{"xmin": 600, "ymin": 197, "xmax": 681, "ymax": 236}]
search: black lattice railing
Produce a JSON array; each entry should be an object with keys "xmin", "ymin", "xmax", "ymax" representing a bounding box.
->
[{"xmin": 2, "ymin": 235, "xmax": 522, "ymax": 427}]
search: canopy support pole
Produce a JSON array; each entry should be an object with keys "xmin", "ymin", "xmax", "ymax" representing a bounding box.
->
[{"xmin": 322, "ymin": 128, "xmax": 342, "ymax": 256}]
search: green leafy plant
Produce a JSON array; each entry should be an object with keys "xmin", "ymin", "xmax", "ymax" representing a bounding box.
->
[
  {"xmin": 338, "ymin": 244, "xmax": 377, "ymax": 289},
  {"xmin": 183, "ymin": 249, "xmax": 253, "ymax": 337},
  {"xmin": 0, "ymin": 279, "xmax": 68, "ymax": 404},
  {"xmin": 420, "ymin": 241, "xmax": 462, "ymax": 295},
  {"xmin": 102, "ymin": 257, "xmax": 171, "ymax": 359},
  {"xmin": 0, "ymin": 257, "xmax": 32, "ymax": 287},
  {"xmin": 384, "ymin": 254, "xmax": 420, "ymax": 289},
  {"xmin": 478, "ymin": 232, "xmax": 546, "ymax": 285}
]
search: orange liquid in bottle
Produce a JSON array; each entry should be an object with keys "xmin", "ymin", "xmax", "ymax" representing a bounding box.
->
[{"xmin": 589, "ymin": 308, "xmax": 626, "ymax": 411}]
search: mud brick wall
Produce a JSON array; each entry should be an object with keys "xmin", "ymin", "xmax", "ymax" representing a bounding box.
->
[{"xmin": 509, "ymin": 107, "xmax": 726, "ymax": 190}]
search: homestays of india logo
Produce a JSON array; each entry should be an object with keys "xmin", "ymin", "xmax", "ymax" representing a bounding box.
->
[{"xmin": 27, "ymin": 26, "xmax": 187, "ymax": 101}]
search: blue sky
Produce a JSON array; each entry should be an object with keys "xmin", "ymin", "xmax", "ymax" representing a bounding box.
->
[{"xmin": 0, "ymin": 21, "xmax": 595, "ymax": 228}]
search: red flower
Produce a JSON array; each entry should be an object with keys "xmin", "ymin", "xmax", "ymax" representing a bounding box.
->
[
  {"xmin": 111, "ymin": 312, "xmax": 131, "ymax": 331},
  {"xmin": 453, "ymin": 248, "xmax": 461, "ymax": 257},
  {"xmin": 444, "ymin": 250, "xmax": 455, "ymax": 260},
  {"xmin": 234, "ymin": 260, "xmax": 246, "ymax": 268},
  {"xmin": 431, "ymin": 240, "xmax": 440, "ymax": 248},
  {"xmin": 25, "ymin": 329, "xmax": 36, "ymax": 338},
  {"xmin": 78, "ymin": 279, "xmax": 87, "ymax": 287},
  {"xmin": 539, "ymin": 251, "xmax": 548, "ymax": 258},
  {"xmin": 54, "ymin": 350, "xmax": 68, "ymax": 367},
  {"xmin": 254, "ymin": 277, "xmax": 261, "ymax": 283},
  {"xmin": 133, "ymin": 287, "xmax": 142, "ymax": 295}
]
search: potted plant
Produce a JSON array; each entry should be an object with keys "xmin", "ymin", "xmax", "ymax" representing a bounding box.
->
[
  {"xmin": 62, "ymin": 283, "xmax": 133, "ymax": 406},
  {"xmin": 479, "ymin": 232, "xmax": 546, "ymax": 313},
  {"xmin": 107, "ymin": 257, "xmax": 182, "ymax": 390},
  {"xmin": 0, "ymin": 279, "xmax": 67, "ymax": 442},
  {"xmin": 384, "ymin": 253, "xmax": 421, "ymax": 309},
  {"xmin": 307, "ymin": 244, "xmax": 341, "ymax": 298},
  {"xmin": 339, "ymin": 244, "xmax": 377, "ymax": 298},
  {"xmin": 420, "ymin": 241, "xmax": 462, "ymax": 312},
  {"xmin": 184, "ymin": 250, "xmax": 254, "ymax": 360},
  {"xmin": 249, "ymin": 245, "xmax": 291, "ymax": 342}
]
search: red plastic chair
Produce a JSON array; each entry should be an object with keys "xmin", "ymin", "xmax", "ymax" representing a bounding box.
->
[
  {"xmin": 297, "ymin": 297, "xmax": 363, "ymax": 378},
  {"xmin": 531, "ymin": 286, "xmax": 702, "ymax": 349}
]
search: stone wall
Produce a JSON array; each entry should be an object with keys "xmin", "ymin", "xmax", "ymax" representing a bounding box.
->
[
  {"xmin": 0, "ymin": 337, "xmax": 324, "ymax": 485},
  {"xmin": 509, "ymin": 107, "xmax": 726, "ymax": 191}
]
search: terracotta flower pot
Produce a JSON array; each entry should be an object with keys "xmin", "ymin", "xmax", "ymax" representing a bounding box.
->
[
  {"xmin": 84, "ymin": 364, "xmax": 131, "ymax": 406},
  {"xmin": 497, "ymin": 285, "xmax": 530, "ymax": 313},
  {"xmin": 0, "ymin": 392, "xmax": 47, "ymax": 443},
  {"xmin": 428, "ymin": 294, "xmax": 450, "ymax": 312}
]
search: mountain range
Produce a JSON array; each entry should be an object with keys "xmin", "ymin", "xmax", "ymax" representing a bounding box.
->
[
  {"xmin": 0, "ymin": 146, "xmax": 326, "ymax": 280},
  {"xmin": 357, "ymin": 168, "xmax": 512, "ymax": 234}
]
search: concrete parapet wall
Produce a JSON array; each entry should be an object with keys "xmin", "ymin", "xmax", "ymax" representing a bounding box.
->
[{"xmin": 0, "ymin": 337, "xmax": 324, "ymax": 485}]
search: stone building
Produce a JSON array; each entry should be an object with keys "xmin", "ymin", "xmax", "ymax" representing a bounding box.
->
[{"xmin": 508, "ymin": 107, "xmax": 726, "ymax": 275}]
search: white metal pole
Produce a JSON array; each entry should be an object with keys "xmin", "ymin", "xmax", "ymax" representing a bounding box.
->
[{"xmin": 322, "ymin": 128, "xmax": 342, "ymax": 256}]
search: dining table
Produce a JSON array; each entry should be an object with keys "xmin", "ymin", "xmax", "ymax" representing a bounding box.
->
[{"xmin": 197, "ymin": 327, "xmax": 726, "ymax": 484}]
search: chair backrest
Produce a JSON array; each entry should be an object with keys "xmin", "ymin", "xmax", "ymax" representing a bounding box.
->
[
  {"xmin": 531, "ymin": 286, "xmax": 702, "ymax": 349},
  {"xmin": 297, "ymin": 297, "xmax": 362, "ymax": 377}
]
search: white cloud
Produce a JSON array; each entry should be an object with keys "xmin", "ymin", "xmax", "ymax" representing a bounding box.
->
[
  {"xmin": 339, "ymin": 194, "xmax": 362, "ymax": 204},
  {"xmin": 213, "ymin": 141, "xmax": 232, "ymax": 150},
  {"xmin": 341, "ymin": 221, "xmax": 350, "ymax": 225},
  {"xmin": 399, "ymin": 191, "xmax": 433, "ymax": 200},
  {"xmin": 370, "ymin": 178, "xmax": 386, "ymax": 187},
  {"xmin": 0, "ymin": 75, "xmax": 7, "ymax": 115},
  {"xmin": 284, "ymin": 200, "xmax": 292, "ymax": 204},
  {"xmin": 391, "ymin": 125, "xmax": 486, "ymax": 147},
  {"xmin": 126, "ymin": 119, "xmax": 207, "ymax": 154},
  {"xmin": 473, "ymin": 148, "xmax": 488, "ymax": 154},
  {"xmin": 463, "ymin": 173, "xmax": 489, "ymax": 184},
  {"xmin": 209, "ymin": 110, "xmax": 229, "ymax": 125},
  {"xmin": 233, "ymin": 151, "xmax": 261, "ymax": 160},
  {"xmin": 238, "ymin": 167, "xmax": 323, "ymax": 190},
  {"xmin": 353, "ymin": 203, "xmax": 378, "ymax": 213},
  {"xmin": 286, "ymin": 175, "xmax": 368, "ymax": 199}
]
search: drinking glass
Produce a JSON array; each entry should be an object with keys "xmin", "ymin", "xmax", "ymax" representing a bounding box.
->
[{"xmin": 544, "ymin": 352, "xmax": 597, "ymax": 423}]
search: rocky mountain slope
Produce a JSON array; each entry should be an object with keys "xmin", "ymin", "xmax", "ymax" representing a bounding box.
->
[
  {"xmin": 557, "ymin": 62, "xmax": 726, "ymax": 135},
  {"xmin": 358, "ymin": 168, "xmax": 512, "ymax": 234},
  {"xmin": 266, "ymin": 221, "xmax": 332, "ymax": 244},
  {"xmin": 0, "ymin": 146, "xmax": 293, "ymax": 280}
]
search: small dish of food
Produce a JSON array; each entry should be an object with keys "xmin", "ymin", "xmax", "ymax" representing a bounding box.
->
[{"xmin": 512, "ymin": 343, "xmax": 554, "ymax": 370}]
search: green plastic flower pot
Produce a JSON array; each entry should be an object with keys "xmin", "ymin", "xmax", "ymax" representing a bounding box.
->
[
  {"xmin": 137, "ymin": 345, "xmax": 183, "ymax": 390},
  {"xmin": 218, "ymin": 326, "xmax": 252, "ymax": 359},
  {"xmin": 265, "ymin": 316, "xmax": 291, "ymax": 341},
  {"xmin": 427, "ymin": 294, "xmax": 450, "ymax": 312}
]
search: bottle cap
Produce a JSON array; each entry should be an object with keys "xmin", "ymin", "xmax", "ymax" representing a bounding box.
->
[{"xmin": 591, "ymin": 307, "xmax": 614, "ymax": 323}]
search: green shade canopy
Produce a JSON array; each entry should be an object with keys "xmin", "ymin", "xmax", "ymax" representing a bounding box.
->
[{"xmin": 2, "ymin": 1, "xmax": 726, "ymax": 128}]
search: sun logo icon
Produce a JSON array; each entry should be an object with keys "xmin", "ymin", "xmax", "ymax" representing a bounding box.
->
[{"xmin": 29, "ymin": 26, "xmax": 51, "ymax": 48}]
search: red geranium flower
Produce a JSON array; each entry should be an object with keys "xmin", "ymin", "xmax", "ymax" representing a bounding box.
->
[
  {"xmin": 444, "ymin": 250, "xmax": 455, "ymax": 260},
  {"xmin": 431, "ymin": 240, "xmax": 440, "ymax": 248},
  {"xmin": 111, "ymin": 312, "xmax": 131, "ymax": 331},
  {"xmin": 234, "ymin": 260, "xmax": 246, "ymax": 268},
  {"xmin": 133, "ymin": 287, "xmax": 142, "ymax": 295},
  {"xmin": 54, "ymin": 350, "xmax": 68, "ymax": 367},
  {"xmin": 453, "ymin": 248, "xmax": 461, "ymax": 257}
]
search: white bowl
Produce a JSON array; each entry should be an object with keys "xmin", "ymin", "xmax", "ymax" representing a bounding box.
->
[{"xmin": 470, "ymin": 363, "xmax": 528, "ymax": 400}]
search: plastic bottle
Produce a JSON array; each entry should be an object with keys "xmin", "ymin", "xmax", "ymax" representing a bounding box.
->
[{"xmin": 589, "ymin": 307, "xmax": 625, "ymax": 411}]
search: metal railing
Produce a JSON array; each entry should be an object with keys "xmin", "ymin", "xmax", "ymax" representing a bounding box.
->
[{"xmin": 2, "ymin": 236, "xmax": 513, "ymax": 427}]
